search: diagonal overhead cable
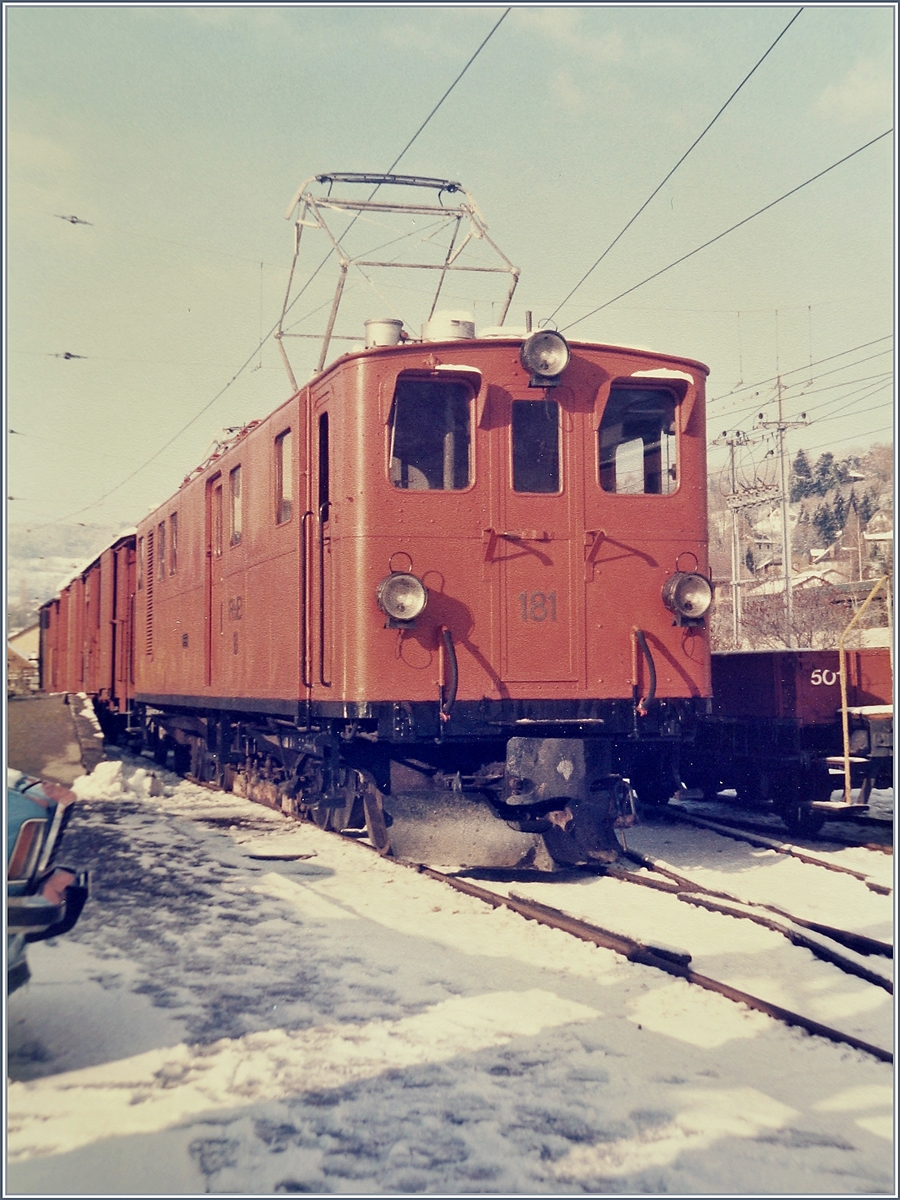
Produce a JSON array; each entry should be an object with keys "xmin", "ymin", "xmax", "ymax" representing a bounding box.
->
[
  {"xmin": 278, "ymin": 7, "xmax": 513, "ymax": 331},
  {"xmin": 546, "ymin": 7, "xmax": 804, "ymax": 325},
  {"xmin": 384, "ymin": 8, "xmax": 511, "ymax": 175},
  {"xmin": 43, "ymin": 10, "xmax": 512, "ymax": 527},
  {"xmin": 708, "ymin": 335, "xmax": 893, "ymax": 404},
  {"xmin": 560, "ymin": 129, "xmax": 892, "ymax": 334}
]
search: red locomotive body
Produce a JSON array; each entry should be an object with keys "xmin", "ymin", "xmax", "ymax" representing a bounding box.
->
[
  {"xmin": 121, "ymin": 332, "xmax": 712, "ymax": 866},
  {"xmin": 134, "ymin": 340, "xmax": 710, "ymax": 711},
  {"xmin": 40, "ymin": 174, "xmax": 717, "ymax": 868}
]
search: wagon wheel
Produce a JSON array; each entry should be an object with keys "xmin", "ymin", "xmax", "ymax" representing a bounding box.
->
[
  {"xmin": 361, "ymin": 778, "xmax": 392, "ymax": 855},
  {"xmin": 773, "ymin": 767, "xmax": 827, "ymax": 837},
  {"xmin": 779, "ymin": 801, "xmax": 826, "ymax": 838}
]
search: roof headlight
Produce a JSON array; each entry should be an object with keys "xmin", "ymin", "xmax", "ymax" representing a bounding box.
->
[
  {"xmin": 662, "ymin": 572, "xmax": 713, "ymax": 622},
  {"xmin": 377, "ymin": 572, "xmax": 428, "ymax": 625},
  {"xmin": 520, "ymin": 331, "xmax": 570, "ymax": 386}
]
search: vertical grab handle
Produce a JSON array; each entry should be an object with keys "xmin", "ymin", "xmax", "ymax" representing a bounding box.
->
[
  {"xmin": 440, "ymin": 627, "xmax": 458, "ymax": 721},
  {"xmin": 300, "ymin": 511, "xmax": 313, "ymax": 688},
  {"xmin": 632, "ymin": 628, "xmax": 657, "ymax": 718}
]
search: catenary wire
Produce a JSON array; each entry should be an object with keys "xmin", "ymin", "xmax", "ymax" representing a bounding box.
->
[
  {"xmin": 708, "ymin": 335, "xmax": 893, "ymax": 404},
  {"xmin": 547, "ymin": 7, "xmax": 804, "ymax": 325},
  {"xmin": 37, "ymin": 10, "xmax": 511, "ymax": 528},
  {"xmin": 713, "ymin": 363, "xmax": 894, "ymax": 429},
  {"xmin": 711, "ymin": 347, "xmax": 893, "ymax": 407},
  {"xmin": 560, "ymin": 129, "xmax": 892, "ymax": 334}
]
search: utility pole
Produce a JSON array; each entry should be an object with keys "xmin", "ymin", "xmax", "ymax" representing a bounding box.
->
[
  {"xmin": 714, "ymin": 429, "xmax": 777, "ymax": 649},
  {"xmin": 713, "ymin": 431, "xmax": 749, "ymax": 647},
  {"xmin": 757, "ymin": 379, "xmax": 807, "ymax": 649}
]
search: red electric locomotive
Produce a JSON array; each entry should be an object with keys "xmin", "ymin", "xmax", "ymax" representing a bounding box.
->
[{"xmin": 41, "ymin": 175, "xmax": 715, "ymax": 869}]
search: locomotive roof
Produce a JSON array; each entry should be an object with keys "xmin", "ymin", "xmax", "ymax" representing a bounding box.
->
[{"xmin": 309, "ymin": 333, "xmax": 710, "ymax": 388}]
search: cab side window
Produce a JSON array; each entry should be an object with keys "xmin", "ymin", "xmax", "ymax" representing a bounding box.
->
[
  {"xmin": 512, "ymin": 399, "xmax": 560, "ymax": 493},
  {"xmin": 230, "ymin": 466, "xmax": 242, "ymax": 545},
  {"xmin": 389, "ymin": 379, "xmax": 471, "ymax": 490},
  {"xmin": 275, "ymin": 430, "xmax": 293, "ymax": 523},
  {"xmin": 598, "ymin": 386, "xmax": 677, "ymax": 495},
  {"xmin": 169, "ymin": 512, "xmax": 178, "ymax": 574}
]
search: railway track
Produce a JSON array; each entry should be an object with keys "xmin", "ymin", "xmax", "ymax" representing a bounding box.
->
[
  {"xmin": 143, "ymin": 759, "xmax": 896, "ymax": 1066},
  {"xmin": 413, "ymin": 864, "xmax": 893, "ymax": 1065},
  {"xmin": 669, "ymin": 797, "xmax": 894, "ymax": 848},
  {"xmin": 657, "ymin": 805, "xmax": 892, "ymax": 894}
]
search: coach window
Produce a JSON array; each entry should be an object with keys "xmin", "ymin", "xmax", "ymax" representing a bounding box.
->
[
  {"xmin": 318, "ymin": 414, "xmax": 330, "ymax": 515},
  {"xmin": 389, "ymin": 378, "xmax": 471, "ymax": 490},
  {"xmin": 157, "ymin": 522, "xmax": 166, "ymax": 580},
  {"xmin": 275, "ymin": 430, "xmax": 293, "ymax": 523},
  {"xmin": 214, "ymin": 483, "xmax": 224, "ymax": 558},
  {"xmin": 230, "ymin": 466, "xmax": 242, "ymax": 545},
  {"xmin": 598, "ymin": 386, "xmax": 677, "ymax": 495},
  {"xmin": 169, "ymin": 512, "xmax": 178, "ymax": 574},
  {"xmin": 512, "ymin": 399, "xmax": 560, "ymax": 493},
  {"xmin": 138, "ymin": 536, "xmax": 144, "ymax": 589}
]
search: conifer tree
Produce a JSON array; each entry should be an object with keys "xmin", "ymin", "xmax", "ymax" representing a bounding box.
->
[
  {"xmin": 789, "ymin": 448, "xmax": 814, "ymax": 501},
  {"xmin": 813, "ymin": 452, "xmax": 839, "ymax": 496}
]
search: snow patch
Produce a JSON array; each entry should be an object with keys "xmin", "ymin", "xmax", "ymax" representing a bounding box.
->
[{"xmin": 71, "ymin": 760, "xmax": 162, "ymax": 801}]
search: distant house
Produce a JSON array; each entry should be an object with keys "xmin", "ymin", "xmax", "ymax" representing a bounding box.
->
[
  {"xmin": 8, "ymin": 622, "xmax": 41, "ymax": 662},
  {"xmin": 7, "ymin": 623, "xmax": 41, "ymax": 696},
  {"xmin": 7, "ymin": 645, "xmax": 38, "ymax": 696}
]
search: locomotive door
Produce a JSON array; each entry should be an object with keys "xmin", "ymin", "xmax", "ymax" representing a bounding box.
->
[
  {"xmin": 205, "ymin": 474, "xmax": 225, "ymax": 688},
  {"xmin": 490, "ymin": 393, "xmax": 582, "ymax": 683}
]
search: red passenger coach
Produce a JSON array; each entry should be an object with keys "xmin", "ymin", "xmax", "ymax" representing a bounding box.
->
[
  {"xmin": 47, "ymin": 175, "xmax": 716, "ymax": 869},
  {"xmin": 39, "ymin": 533, "xmax": 136, "ymax": 719}
]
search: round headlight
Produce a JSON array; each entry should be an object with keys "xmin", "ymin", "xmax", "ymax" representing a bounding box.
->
[
  {"xmin": 662, "ymin": 572, "xmax": 713, "ymax": 619},
  {"xmin": 377, "ymin": 572, "xmax": 428, "ymax": 622},
  {"xmin": 520, "ymin": 331, "xmax": 570, "ymax": 379}
]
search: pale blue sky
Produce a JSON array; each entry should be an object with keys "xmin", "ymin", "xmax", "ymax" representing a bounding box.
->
[{"xmin": 5, "ymin": 4, "xmax": 895, "ymax": 532}]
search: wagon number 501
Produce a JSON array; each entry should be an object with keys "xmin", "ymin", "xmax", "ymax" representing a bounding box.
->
[
  {"xmin": 810, "ymin": 669, "xmax": 838, "ymax": 686},
  {"xmin": 519, "ymin": 591, "xmax": 557, "ymax": 622}
]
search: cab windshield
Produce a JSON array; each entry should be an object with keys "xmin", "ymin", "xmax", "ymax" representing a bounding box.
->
[
  {"xmin": 389, "ymin": 379, "xmax": 472, "ymax": 490},
  {"xmin": 598, "ymin": 386, "xmax": 677, "ymax": 495}
]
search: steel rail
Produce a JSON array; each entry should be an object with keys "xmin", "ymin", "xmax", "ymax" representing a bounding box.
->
[
  {"xmin": 604, "ymin": 863, "xmax": 892, "ymax": 992},
  {"xmin": 661, "ymin": 807, "xmax": 891, "ymax": 894},
  {"xmin": 414, "ymin": 865, "xmax": 893, "ymax": 1065},
  {"xmin": 611, "ymin": 856, "xmax": 892, "ymax": 959},
  {"xmin": 668, "ymin": 802, "xmax": 894, "ymax": 844}
]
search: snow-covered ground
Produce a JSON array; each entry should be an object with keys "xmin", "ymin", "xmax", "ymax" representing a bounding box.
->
[{"xmin": 6, "ymin": 758, "xmax": 895, "ymax": 1195}]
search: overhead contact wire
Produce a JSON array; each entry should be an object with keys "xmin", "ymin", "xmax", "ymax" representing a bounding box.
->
[
  {"xmin": 46, "ymin": 9, "xmax": 512, "ymax": 525},
  {"xmin": 561, "ymin": 130, "xmax": 892, "ymax": 334},
  {"xmin": 547, "ymin": 7, "xmax": 804, "ymax": 325}
]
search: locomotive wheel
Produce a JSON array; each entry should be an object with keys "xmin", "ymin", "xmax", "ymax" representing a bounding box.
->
[
  {"xmin": 172, "ymin": 742, "xmax": 191, "ymax": 776},
  {"xmin": 152, "ymin": 732, "xmax": 169, "ymax": 766},
  {"xmin": 312, "ymin": 805, "xmax": 332, "ymax": 831},
  {"xmin": 631, "ymin": 770, "xmax": 674, "ymax": 809},
  {"xmin": 362, "ymin": 782, "xmax": 392, "ymax": 855}
]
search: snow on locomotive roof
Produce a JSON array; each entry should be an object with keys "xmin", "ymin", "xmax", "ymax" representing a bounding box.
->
[{"xmin": 631, "ymin": 367, "xmax": 697, "ymax": 383}]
